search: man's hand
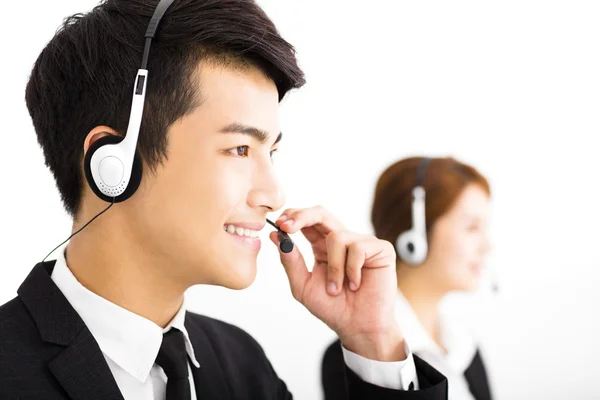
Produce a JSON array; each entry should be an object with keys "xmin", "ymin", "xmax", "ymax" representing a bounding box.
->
[{"xmin": 270, "ymin": 206, "xmax": 406, "ymax": 362}]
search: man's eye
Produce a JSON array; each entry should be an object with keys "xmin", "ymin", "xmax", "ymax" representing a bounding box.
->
[{"xmin": 228, "ymin": 146, "xmax": 249, "ymax": 157}]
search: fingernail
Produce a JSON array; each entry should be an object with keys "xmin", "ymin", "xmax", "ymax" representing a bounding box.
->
[
  {"xmin": 349, "ymin": 282, "xmax": 357, "ymax": 291},
  {"xmin": 327, "ymin": 281, "xmax": 337, "ymax": 295},
  {"xmin": 277, "ymin": 215, "xmax": 289, "ymax": 223},
  {"xmin": 283, "ymin": 219, "xmax": 294, "ymax": 228}
]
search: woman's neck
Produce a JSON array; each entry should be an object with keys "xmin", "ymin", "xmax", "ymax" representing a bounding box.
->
[{"xmin": 397, "ymin": 275, "xmax": 447, "ymax": 352}]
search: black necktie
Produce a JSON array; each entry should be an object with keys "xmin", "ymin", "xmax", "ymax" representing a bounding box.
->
[{"xmin": 155, "ymin": 328, "xmax": 191, "ymax": 400}]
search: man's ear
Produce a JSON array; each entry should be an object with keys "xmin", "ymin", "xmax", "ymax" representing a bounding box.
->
[
  {"xmin": 82, "ymin": 124, "xmax": 144, "ymax": 204},
  {"xmin": 84, "ymin": 126, "xmax": 121, "ymax": 155}
]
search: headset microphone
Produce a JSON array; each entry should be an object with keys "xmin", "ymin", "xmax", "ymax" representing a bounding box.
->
[
  {"xmin": 266, "ymin": 219, "xmax": 294, "ymax": 253},
  {"xmin": 489, "ymin": 266, "xmax": 500, "ymax": 293},
  {"xmin": 491, "ymin": 281, "xmax": 499, "ymax": 293}
]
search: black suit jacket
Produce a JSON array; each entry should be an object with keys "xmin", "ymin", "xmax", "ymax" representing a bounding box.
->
[
  {"xmin": 323, "ymin": 338, "xmax": 491, "ymax": 400},
  {"xmin": 0, "ymin": 261, "xmax": 448, "ymax": 399}
]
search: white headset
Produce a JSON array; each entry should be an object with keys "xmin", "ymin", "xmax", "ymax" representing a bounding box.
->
[
  {"xmin": 83, "ymin": 0, "xmax": 176, "ymax": 203},
  {"xmin": 41, "ymin": 0, "xmax": 177, "ymax": 263},
  {"xmin": 395, "ymin": 158, "xmax": 431, "ymax": 265}
]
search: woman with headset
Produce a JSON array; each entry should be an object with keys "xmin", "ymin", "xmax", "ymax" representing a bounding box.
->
[{"xmin": 321, "ymin": 156, "xmax": 494, "ymax": 400}]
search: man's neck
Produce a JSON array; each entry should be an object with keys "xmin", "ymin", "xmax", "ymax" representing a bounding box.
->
[{"xmin": 64, "ymin": 212, "xmax": 186, "ymax": 328}]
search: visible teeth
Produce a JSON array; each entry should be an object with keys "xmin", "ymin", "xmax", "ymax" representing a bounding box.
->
[{"xmin": 224, "ymin": 224, "xmax": 260, "ymax": 238}]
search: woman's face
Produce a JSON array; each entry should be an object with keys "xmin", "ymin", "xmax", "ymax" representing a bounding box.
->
[{"xmin": 425, "ymin": 183, "xmax": 492, "ymax": 293}]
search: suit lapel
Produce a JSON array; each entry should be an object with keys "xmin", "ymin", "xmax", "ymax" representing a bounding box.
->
[
  {"xmin": 48, "ymin": 326, "xmax": 124, "ymax": 400},
  {"xmin": 18, "ymin": 261, "xmax": 124, "ymax": 400},
  {"xmin": 185, "ymin": 313, "xmax": 231, "ymax": 400},
  {"xmin": 463, "ymin": 350, "xmax": 492, "ymax": 400}
]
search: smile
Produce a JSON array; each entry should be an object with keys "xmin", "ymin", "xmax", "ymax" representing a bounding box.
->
[{"xmin": 223, "ymin": 224, "xmax": 260, "ymax": 238}]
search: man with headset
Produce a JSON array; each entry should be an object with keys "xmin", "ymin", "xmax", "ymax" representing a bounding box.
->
[{"xmin": 0, "ymin": 0, "xmax": 447, "ymax": 399}]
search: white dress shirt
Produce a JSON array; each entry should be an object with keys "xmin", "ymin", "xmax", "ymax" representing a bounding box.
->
[
  {"xmin": 396, "ymin": 290, "xmax": 479, "ymax": 400},
  {"xmin": 341, "ymin": 335, "xmax": 419, "ymax": 390},
  {"xmin": 51, "ymin": 249, "xmax": 419, "ymax": 398},
  {"xmin": 51, "ymin": 250, "xmax": 201, "ymax": 400}
]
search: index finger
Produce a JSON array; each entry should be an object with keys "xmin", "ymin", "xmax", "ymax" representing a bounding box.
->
[{"xmin": 279, "ymin": 206, "xmax": 347, "ymax": 235}]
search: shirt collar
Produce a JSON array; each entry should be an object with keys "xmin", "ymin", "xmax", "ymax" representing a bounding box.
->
[
  {"xmin": 395, "ymin": 290, "xmax": 477, "ymax": 374},
  {"xmin": 50, "ymin": 248, "xmax": 200, "ymax": 383}
]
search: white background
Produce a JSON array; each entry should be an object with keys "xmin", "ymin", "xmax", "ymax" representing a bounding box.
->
[{"xmin": 2, "ymin": 1, "xmax": 600, "ymax": 399}]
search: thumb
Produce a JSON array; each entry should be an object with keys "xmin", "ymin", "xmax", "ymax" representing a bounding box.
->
[{"xmin": 269, "ymin": 231, "xmax": 310, "ymax": 301}]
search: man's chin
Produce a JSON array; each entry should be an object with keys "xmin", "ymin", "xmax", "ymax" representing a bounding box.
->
[{"xmin": 216, "ymin": 261, "xmax": 258, "ymax": 290}]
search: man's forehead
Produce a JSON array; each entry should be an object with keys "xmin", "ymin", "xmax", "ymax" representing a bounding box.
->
[
  {"xmin": 189, "ymin": 62, "xmax": 281, "ymax": 139},
  {"xmin": 194, "ymin": 60, "xmax": 278, "ymax": 100}
]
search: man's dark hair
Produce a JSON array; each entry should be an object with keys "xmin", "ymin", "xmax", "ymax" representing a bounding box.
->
[{"xmin": 25, "ymin": 0, "xmax": 305, "ymax": 216}]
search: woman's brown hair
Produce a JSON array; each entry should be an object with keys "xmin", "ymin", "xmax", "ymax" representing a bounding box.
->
[{"xmin": 371, "ymin": 156, "xmax": 491, "ymax": 255}]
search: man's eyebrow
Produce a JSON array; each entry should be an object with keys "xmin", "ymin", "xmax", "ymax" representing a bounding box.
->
[{"xmin": 219, "ymin": 123, "xmax": 282, "ymax": 145}]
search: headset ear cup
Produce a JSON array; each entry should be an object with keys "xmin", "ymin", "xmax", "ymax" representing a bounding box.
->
[
  {"xmin": 409, "ymin": 233, "xmax": 428, "ymax": 265},
  {"xmin": 396, "ymin": 230, "xmax": 428, "ymax": 266},
  {"xmin": 396, "ymin": 231, "xmax": 413, "ymax": 264},
  {"xmin": 83, "ymin": 135, "xmax": 143, "ymax": 203}
]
